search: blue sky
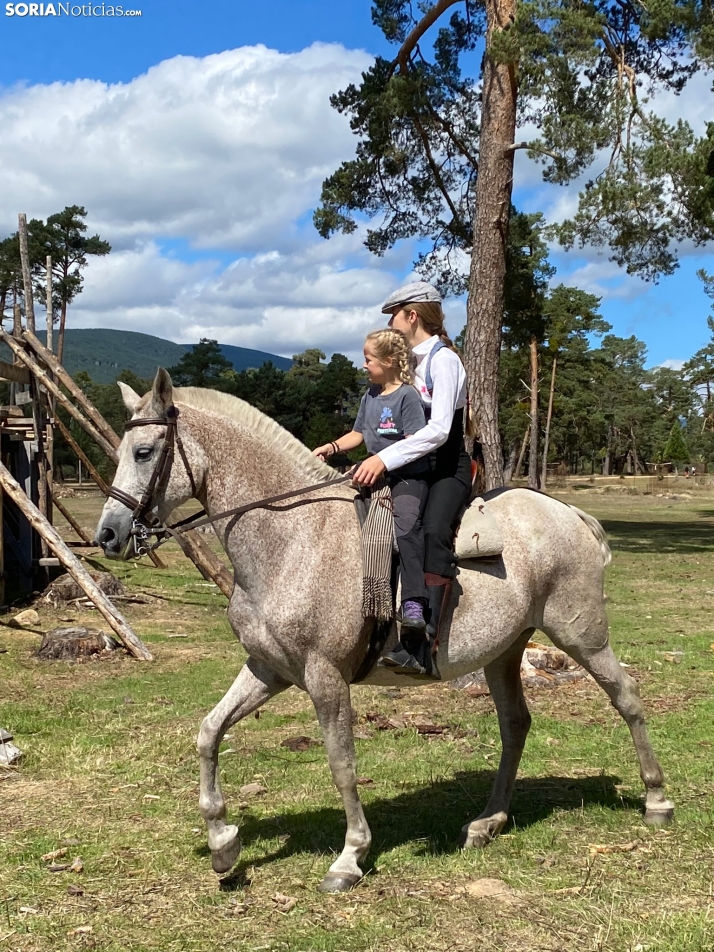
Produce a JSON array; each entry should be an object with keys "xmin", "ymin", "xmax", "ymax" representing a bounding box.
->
[{"xmin": 1, "ymin": 0, "xmax": 711, "ymax": 366}]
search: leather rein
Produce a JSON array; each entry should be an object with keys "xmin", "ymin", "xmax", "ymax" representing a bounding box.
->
[{"xmin": 107, "ymin": 406, "xmax": 353, "ymax": 557}]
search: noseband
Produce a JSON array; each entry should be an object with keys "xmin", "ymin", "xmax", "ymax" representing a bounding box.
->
[{"xmin": 107, "ymin": 405, "xmax": 198, "ymax": 556}]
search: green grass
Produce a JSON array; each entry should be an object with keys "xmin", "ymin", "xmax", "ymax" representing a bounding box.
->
[{"xmin": 1, "ymin": 489, "xmax": 713, "ymax": 950}]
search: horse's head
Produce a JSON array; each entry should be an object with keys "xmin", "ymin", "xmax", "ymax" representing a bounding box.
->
[{"xmin": 96, "ymin": 368, "xmax": 205, "ymax": 559}]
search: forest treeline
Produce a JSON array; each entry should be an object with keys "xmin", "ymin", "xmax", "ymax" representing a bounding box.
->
[{"xmin": 56, "ymin": 301, "xmax": 714, "ymax": 484}]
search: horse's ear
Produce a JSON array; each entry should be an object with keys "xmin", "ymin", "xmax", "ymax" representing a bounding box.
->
[
  {"xmin": 151, "ymin": 368, "xmax": 174, "ymax": 413},
  {"xmin": 118, "ymin": 381, "xmax": 141, "ymax": 413}
]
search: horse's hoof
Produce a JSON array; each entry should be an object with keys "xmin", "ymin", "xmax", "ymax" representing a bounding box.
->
[
  {"xmin": 459, "ymin": 813, "xmax": 507, "ymax": 850},
  {"xmin": 644, "ymin": 804, "xmax": 675, "ymax": 826},
  {"xmin": 210, "ymin": 826, "xmax": 242, "ymax": 874},
  {"xmin": 317, "ymin": 872, "xmax": 361, "ymax": 893}
]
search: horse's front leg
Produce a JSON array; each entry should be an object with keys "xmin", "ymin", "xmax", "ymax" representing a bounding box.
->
[
  {"xmin": 197, "ymin": 658, "xmax": 288, "ymax": 874},
  {"xmin": 305, "ymin": 660, "xmax": 371, "ymax": 893}
]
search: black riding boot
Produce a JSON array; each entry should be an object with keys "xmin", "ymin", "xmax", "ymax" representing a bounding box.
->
[{"xmin": 381, "ymin": 581, "xmax": 446, "ymax": 680}]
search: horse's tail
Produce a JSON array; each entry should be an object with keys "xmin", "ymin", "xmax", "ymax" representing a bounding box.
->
[{"xmin": 570, "ymin": 506, "xmax": 612, "ymax": 567}]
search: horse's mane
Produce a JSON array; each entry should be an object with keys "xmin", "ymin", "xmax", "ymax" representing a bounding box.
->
[{"xmin": 162, "ymin": 386, "xmax": 338, "ymax": 482}]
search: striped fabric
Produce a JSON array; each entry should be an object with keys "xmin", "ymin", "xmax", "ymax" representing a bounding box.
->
[{"xmin": 360, "ymin": 481, "xmax": 394, "ymax": 621}]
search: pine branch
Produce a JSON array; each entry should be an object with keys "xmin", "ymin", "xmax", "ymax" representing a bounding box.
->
[{"xmin": 395, "ymin": 0, "xmax": 464, "ymax": 75}]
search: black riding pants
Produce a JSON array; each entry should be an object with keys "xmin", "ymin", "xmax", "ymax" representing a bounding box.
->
[
  {"xmin": 389, "ymin": 475, "xmax": 429, "ymax": 603},
  {"xmin": 423, "ymin": 450, "xmax": 472, "ymax": 578}
]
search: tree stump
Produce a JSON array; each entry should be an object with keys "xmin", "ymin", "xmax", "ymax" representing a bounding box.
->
[
  {"xmin": 42, "ymin": 571, "xmax": 125, "ymax": 609},
  {"xmin": 37, "ymin": 627, "xmax": 119, "ymax": 660}
]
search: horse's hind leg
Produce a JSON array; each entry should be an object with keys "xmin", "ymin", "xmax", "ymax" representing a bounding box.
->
[
  {"xmin": 305, "ymin": 661, "xmax": 371, "ymax": 893},
  {"xmin": 460, "ymin": 629, "xmax": 533, "ymax": 849},
  {"xmin": 545, "ymin": 619, "xmax": 674, "ymax": 825},
  {"xmin": 197, "ymin": 658, "xmax": 289, "ymax": 874}
]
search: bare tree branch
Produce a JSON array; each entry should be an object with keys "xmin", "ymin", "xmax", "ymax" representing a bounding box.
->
[{"xmin": 395, "ymin": 0, "xmax": 464, "ymax": 74}]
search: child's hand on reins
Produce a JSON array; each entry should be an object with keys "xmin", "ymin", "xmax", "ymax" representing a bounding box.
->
[{"xmin": 350, "ymin": 455, "xmax": 386, "ymax": 487}]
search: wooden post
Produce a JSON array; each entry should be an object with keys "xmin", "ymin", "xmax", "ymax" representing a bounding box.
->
[
  {"xmin": 46, "ymin": 257, "xmax": 53, "ymax": 353},
  {"xmin": 0, "ymin": 485, "xmax": 4, "ymax": 607},
  {"xmin": 54, "ymin": 413, "xmax": 109, "ymax": 493},
  {"xmin": 51, "ymin": 489, "xmax": 93, "ymax": 544},
  {"xmin": 30, "ymin": 376, "xmax": 49, "ymax": 560},
  {"xmin": 0, "ymin": 330, "xmax": 117, "ymax": 459},
  {"xmin": 0, "ymin": 458, "xmax": 152, "ymax": 659},
  {"xmin": 527, "ymin": 335, "xmax": 539, "ymax": 490},
  {"xmin": 23, "ymin": 330, "xmax": 121, "ymax": 449},
  {"xmin": 11, "ymin": 302, "xmax": 22, "ymax": 406},
  {"xmin": 17, "ymin": 214, "xmax": 35, "ymax": 334},
  {"xmin": 44, "ymin": 257, "xmax": 54, "ymax": 518},
  {"xmin": 541, "ymin": 355, "xmax": 557, "ymax": 489},
  {"xmin": 174, "ymin": 531, "xmax": 233, "ymax": 598}
]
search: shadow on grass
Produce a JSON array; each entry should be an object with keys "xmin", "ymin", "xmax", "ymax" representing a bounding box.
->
[
  {"xmin": 600, "ymin": 518, "xmax": 714, "ymax": 554},
  {"xmin": 205, "ymin": 770, "xmax": 640, "ymax": 889}
]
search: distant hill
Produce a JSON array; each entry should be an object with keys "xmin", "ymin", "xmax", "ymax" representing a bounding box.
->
[{"xmin": 54, "ymin": 329, "xmax": 293, "ymax": 383}]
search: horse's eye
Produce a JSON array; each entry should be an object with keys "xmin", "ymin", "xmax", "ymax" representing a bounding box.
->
[{"xmin": 134, "ymin": 446, "xmax": 153, "ymax": 462}]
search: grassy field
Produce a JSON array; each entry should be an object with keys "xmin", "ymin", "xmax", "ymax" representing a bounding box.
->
[{"xmin": 1, "ymin": 485, "xmax": 713, "ymax": 951}]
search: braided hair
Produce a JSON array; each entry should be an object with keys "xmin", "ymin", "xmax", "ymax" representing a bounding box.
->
[{"xmin": 365, "ymin": 329, "xmax": 414, "ymax": 385}]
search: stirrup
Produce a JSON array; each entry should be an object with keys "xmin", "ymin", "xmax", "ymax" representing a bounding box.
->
[{"xmin": 379, "ymin": 643, "xmax": 427, "ymax": 675}]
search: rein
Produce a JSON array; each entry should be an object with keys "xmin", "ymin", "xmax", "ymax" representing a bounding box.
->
[{"xmin": 107, "ymin": 406, "xmax": 354, "ymax": 556}]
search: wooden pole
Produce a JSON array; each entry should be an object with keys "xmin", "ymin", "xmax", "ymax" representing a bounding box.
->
[
  {"xmin": 175, "ymin": 531, "xmax": 233, "ymax": 598},
  {"xmin": 0, "ymin": 485, "xmax": 4, "ymax": 607},
  {"xmin": 11, "ymin": 302, "xmax": 21, "ymax": 406},
  {"xmin": 45, "ymin": 257, "xmax": 53, "ymax": 353},
  {"xmin": 0, "ymin": 459, "xmax": 152, "ymax": 659},
  {"xmin": 17, "ymin": 214, "xmax": 35, "ymax": 334},
  {"xmin": 541, "ymin": 355, "xmax": 557, "ymax": 489},
  {"xmin": 53, "ymin": 413, "xmax": 109, "ymax": 493},
  {"xmin": 527, "ymin": 335, "xmax": 539, "ymax": 490},
  {"xmin": 0, "ymin": 330, "xmax": 117, "ymax": 459},
  {"xmin": 44, "ymin": 257, "xmax": 54, "ymax": 516},
  {"xmin": 30, "ymin": 376, "xmax": 49, "ymax": 559},
  {"xmin": 23, "ymin": 330, "xmax": 121, "ymax": 449},
  {"xmin": 51, "ymin": 489, "xmax": 93, "ymax": 544}
]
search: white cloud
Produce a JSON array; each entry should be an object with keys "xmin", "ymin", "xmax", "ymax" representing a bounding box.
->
[
  {"xmin": 1, "ymin": 43, "xmax": 428, "ymax": 356},
  {"xmin": 0, "ymin": 44, "xmax": 372, "ymax": 252}
]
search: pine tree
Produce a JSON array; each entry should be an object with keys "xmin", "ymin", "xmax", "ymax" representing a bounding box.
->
[
  {"xmin": 167, "ymin": 339, "xmax": 232, "ymax": 388},
  {"xmin": 663, "ymin": 420, "xmax": 690, "ymax": 467},
  {"xmin": 316, "ymin": 0, "xmax": 714, "ymax": 487}
]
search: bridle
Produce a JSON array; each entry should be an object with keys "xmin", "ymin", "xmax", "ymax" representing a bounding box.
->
[{"xmin": 107, "ymin": 405, "xmax": 353, "ymax": 557}]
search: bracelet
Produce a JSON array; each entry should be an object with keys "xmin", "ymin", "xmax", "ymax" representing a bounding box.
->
[{"xmin": 330, "ymin": 441, "xmax": 340, "ymax": 455}]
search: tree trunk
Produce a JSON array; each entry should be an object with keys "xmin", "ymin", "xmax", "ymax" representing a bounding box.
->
[
  {"xmin": 57, "ymin": 298, "xmax": 68, "ymax": 365},
  {"xmin": 528, "ymin": 335, "xmax": 539, "ymax": 489},
  {"xmin": 17, "ymin": 214, "xmax": 35, "ymax": 334},
  {"xmin": 513, "ymin": 422, "xmax": 529, "ymax": 480},
  {"xmin": 502, "ymin": 438, "xmax": 520, "ymax": 484},
  {"xmin": 541, "ymin": 355, "xmax": 557, "ymax": 488},
  {"xmin": 463, "ymin": 0, "xmax": 518, "ymax": 491}
]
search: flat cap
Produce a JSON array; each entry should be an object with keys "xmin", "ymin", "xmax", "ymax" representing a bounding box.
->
[{"xmin": 381, "ymin": 281, "xmax": 441, "ymax": 314}]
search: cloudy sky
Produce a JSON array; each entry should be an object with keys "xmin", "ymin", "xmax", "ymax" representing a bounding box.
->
[{"xmin": 1, "ymin": 0, "xmax": 711, "ymax": 366}]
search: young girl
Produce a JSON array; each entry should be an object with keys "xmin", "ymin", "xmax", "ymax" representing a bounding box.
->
[{"xmin": 313, "ymin": 329, "xmax": 431, "ymax": 639}]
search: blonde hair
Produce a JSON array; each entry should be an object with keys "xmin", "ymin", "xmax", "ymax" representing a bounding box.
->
[
  {"xmin": 400, "ymin": 300, "xmax": 476, "ymax": 439},
  {"xmin": 365, "ymin": 329, "xmax": 414, "ymax": 385}
]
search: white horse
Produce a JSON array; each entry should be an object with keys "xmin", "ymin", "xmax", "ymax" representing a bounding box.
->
[{"xmin": 96, "ymin": 370, "xmax": 674, "ymax": 893}]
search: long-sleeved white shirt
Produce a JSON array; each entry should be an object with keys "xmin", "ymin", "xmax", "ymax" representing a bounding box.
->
[{"xmin": 377, "ymin": 335, "xmax": 467, "ymax": 472}]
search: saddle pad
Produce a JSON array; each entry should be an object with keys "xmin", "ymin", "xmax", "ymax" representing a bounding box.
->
[{"xmin": 454, "ymin": 496, "xmax": 504, "ymax": 560}]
